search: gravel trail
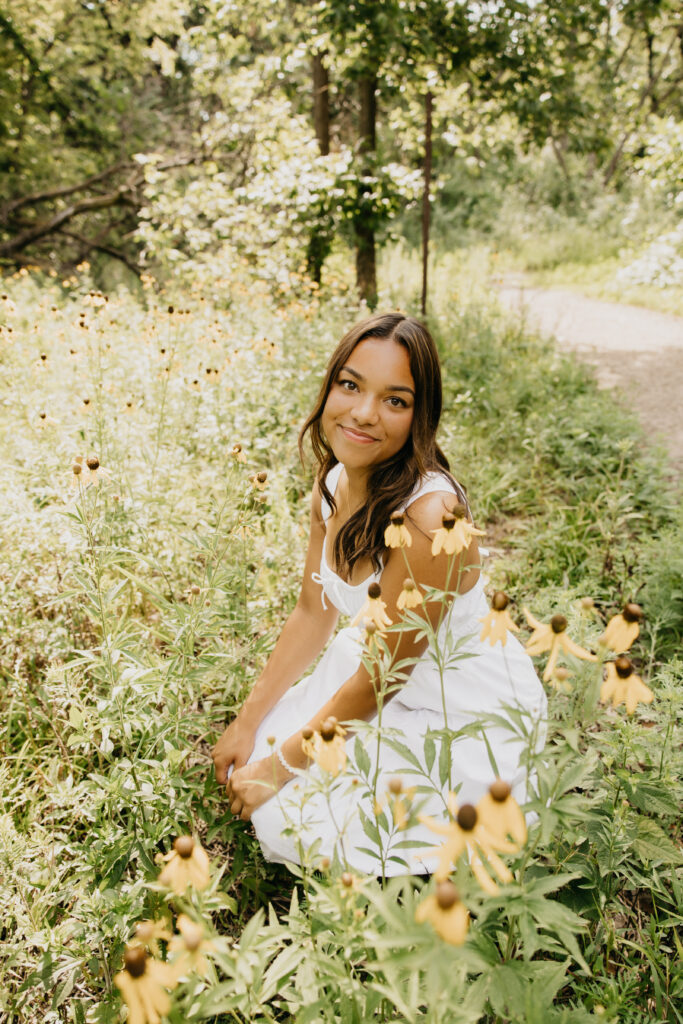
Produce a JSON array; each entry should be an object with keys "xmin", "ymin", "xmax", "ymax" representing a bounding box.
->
[{"xmin": 496, "ymin": 278, "xmax": 683, "ymax": 476}]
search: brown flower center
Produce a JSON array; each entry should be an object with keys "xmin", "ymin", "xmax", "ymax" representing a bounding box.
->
[
  {"xmin": 256, "ymin": 471, "xmax": 267, "ymax": 484},
  {"xmin": 302, "ymin": 727, "xmax": 314, "ymax": 741},
  {"xmin": 435, "ymin": 880, "xmax": 460, "ymax": 910},
  {"xmin": 174, "ymin": 836, "xmax": 195, "ymax": 859},
  {"xmin": 622, "ymin": 603, "xmax": 643, "ymax": 623},
  {"xmin": 489, "ymin": 780, "xmax": 511, "ymax": 803},
  {"xmin": 86, "ymin": 455, "xmax": 99, "ymax": 471},
  {"xmin": 320, "ymin": 717, "xmax": 338, "ymax": 742},
  {"xmin": 390, "ymin": 513, "xmax": 405, "ymax": 526},
  {"xmin": 368, "ymin": 582, "xmax": 382, "ymax": 600},
  {"xmin": 341, "ymin": 872, "xmax": 354, "ymax": 888},
  {"xmin": 492, "ymin": 591, "xmax": 509, "ymax": 611},
  {"xmin": 456, "ymin": 804, "xmax": 477, "ymax": 831},
  {"xmin": 615, "ymin": 657, "xmax": 633, "ymax": 679},
  {"xmin": 388, "ymin": 777, "xmax": 403, "ymax": 795},
  {"xmin": 72, "ymin": 463, "xmax": 82, "ymax": 476},
  {"xmin": 402, "ymin": 578, "xmax": 415, "ymax": 591},
  {"xmin": 550, "ymin": 614, "xmax": 567, "ymax": 634},
  {"xmin": 124, "ymin": 946, "xmax": 147, "ymax": 979}
]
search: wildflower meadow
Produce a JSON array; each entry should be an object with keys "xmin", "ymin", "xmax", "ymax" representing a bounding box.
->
[{"xmin": 1, "ymin": 257, "xmax": 681, "ymax": 1024}]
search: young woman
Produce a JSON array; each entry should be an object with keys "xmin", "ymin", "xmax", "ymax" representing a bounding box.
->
[{"xmin": 212, "ymin": 312, "xmax": 546, "ymax": 875}]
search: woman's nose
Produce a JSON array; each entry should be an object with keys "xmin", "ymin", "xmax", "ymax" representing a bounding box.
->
[{"xmin": 351, "ymin": 392, "xmax": 379, "ymax": 424}]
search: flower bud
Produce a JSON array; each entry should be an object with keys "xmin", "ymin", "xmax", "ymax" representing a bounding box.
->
[
  {"xmin": 615, "ymin": 656, "xmax": 633, "ymax": 678},
  {"xmin": 367, "ymin": 582, "xmax": 382, "ymax": 600},
  {"xmin": 124, "ymin": 946, "xmax": 147, "ymax": 978},
  {"xmin": 622, "ymin": 603, "xmax": 643, "ymax": 623},
  {"xmin": 174, "ymin": 836, "xmax": 195, "ymax": 859},
  {"xmin": 320, "ymin": 718, "xmax": 338, "ymax": 742},
  {"xmin": 456, "ymin": 804, "xmax": 477, "ymax": 831},
  {"xmin": 550, "ymin": 614, "xmax": 567, "ymax": 634},
  {"xmin": 492, "ymin": 591, "xmax": 509, "ymax": 611},
  {"xmin": 489, "ymin": 780, "xmax": 511, "ymax": 802},
  {"xmin": 435, "ymin": 880, "xmax": 460, "ymax": 910}
]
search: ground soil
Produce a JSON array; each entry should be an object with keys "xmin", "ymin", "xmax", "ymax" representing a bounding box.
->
[{"xmin": 496, "ymin": 277, "xmax": 683, "ymax": 479}]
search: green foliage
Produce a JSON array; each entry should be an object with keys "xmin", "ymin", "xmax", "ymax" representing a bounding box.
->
[{"xmin": 0, "ymin": 263, "xmax": 680, "ymax": 1021}]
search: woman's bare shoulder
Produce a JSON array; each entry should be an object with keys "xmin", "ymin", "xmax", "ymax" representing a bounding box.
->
[{"xmin": 405, "ymin": 488, "xmax": 462, "ymax": 532}]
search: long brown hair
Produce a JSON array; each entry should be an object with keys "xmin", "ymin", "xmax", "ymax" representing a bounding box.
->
[{"xmin": 299, "ymin": 312, "xmax": 464, "ymax": 578}]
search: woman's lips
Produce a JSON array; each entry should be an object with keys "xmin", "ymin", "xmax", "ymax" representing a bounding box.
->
[{"xmin": 340, "ymin": 425, "xmax": 378, "ymax": 444}]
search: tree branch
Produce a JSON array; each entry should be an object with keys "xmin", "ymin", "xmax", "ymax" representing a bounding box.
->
[{"xmin": 0, "ymin": 161, "xmax": 131, "ymax": 223}]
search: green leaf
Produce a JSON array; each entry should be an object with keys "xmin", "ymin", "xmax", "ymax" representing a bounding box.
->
[
  {"xmin": 634, "ymin": 818, "xmax": 683, "ymax": 866},
  {"xmin": 353, "ymin": 736, "xmax": 371, "ymax": 778}
]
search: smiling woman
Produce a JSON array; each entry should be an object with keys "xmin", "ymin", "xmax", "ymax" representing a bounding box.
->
[{"xmin": 211, "ymin": 311, "xmax": 546, "ymax": 875}]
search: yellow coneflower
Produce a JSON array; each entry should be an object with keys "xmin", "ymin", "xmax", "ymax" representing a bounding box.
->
[
  {"xmin": 35, "ymin": 410, "xmax": 57, "ymax": 429},
  {"xmin": 351, "ymin": 582, "xmax": 392, "ymax": 631},
  {"xmin": 158, "ymin": 836, "xmax": 210, "ymax": 894},
  {"xmin": 599, "ymin": 603, "xmax": 643, "ymax": 653},
  {"xmin": 397, "ymin": 578, "xmax": 422, "ymax": 611},
  {"xmin": 113, "ymin": 945, "xmax": 176, "ymax": 1024},
  {"xmin": 479, "ymin": 591, "xmax": 519, "ymax": 647},
  {"xmin": 169, "ymin": 914, "xmax": 215, "ymax": 980},
  {"xmin": 523, "ymin": 609, "xmax": 596, "ymax": 682},
  {"xmin": 547, "ymin": 666, "xmax": 573, "ymax": 693},
  {"xmin": 384, "ymin": 512, "xmax": 412, "ymax": 549},
  {"xmin": 132, "ymin": 919, "xmax": 171, "ymax": 957},
  {"xmin": 377, "ymin": 776, "xmax": 416, "ymax": 830},
  {"xmin": 415, "ymin": 880, "xmax": 469, "ymax": 946},
  {"xmin": 86, "ymin": 454, "xmax": 107, "ymax": 487},
  {"xmin": 600, "ymin": 657, "xmax": 653, "ymax": 715},
  {"xmin": 70, "ymin": 457, "xmax": 84, "ymax": 489},
  {"xmin": 419, "ymin": 794, "xmax": 519, "ymax": 895},
  {"xmin": 576, "ymin": 596, "xmax": 598, "ymax": 619},
  {"xmin": 339, "ymin": 870, "xmax": 364, "ymax": 895},
  {"xmin": 231, "ymin": 443, "xmax": 247, "ymax": 464},
  {"xmin": 431, "ymin": 504, "xmax": 485, "ymax": 557},
  {"xmin": 475, "ymin": 780, "xmax": 527, "ymax": 849},
  {"xmin": 301, "ymin": 718, "xmax": 347, "ymax": 776},
  {"xmin": 251, "ymin": 471, "xmax": 268, "ymax": 491}
]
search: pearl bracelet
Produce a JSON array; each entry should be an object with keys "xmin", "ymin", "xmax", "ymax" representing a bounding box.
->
[{"xmin": 276, "ymin": 745, "xmax": 298, "ymax": 777}]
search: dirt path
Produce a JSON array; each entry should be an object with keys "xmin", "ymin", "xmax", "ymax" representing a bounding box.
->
[{"xmin": 496, "ymin": 277, "xmax": 683, "ymax": 477}]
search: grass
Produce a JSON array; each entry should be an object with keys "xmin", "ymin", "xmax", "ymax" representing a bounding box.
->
[{"xmin": 0, "ymin": 256, "xmax": 681, "ymax": 1022}]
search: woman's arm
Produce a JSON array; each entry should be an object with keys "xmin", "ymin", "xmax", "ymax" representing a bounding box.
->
[
  {"xmin": 228, "ymin": 490, "xmax": 481, "ymax": 817},
  {"xmin": 212, "ymin": 483, "xmax": 339, "ymax": 784}
]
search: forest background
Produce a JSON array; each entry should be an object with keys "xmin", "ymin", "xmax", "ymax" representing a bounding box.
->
[{"xmin": 1, "ymin": 1, "xmax": 682, "ymax": 1022}]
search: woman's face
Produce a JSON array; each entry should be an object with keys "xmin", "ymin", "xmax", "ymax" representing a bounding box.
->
[{"xmin": 321, "ymin": 336, "xmax": 415, "ymax": 472}]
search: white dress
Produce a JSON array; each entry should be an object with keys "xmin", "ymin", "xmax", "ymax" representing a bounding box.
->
[{"xmin": 249, "ymin": 464, "xmax": 547, "ymax": 876}]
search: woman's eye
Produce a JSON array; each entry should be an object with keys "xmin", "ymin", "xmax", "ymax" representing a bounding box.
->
[
  {"xmin": 387, "ymin": 396, "xmax": 407, "ymax": 408},
  {"xmin": 339, "ymin": 378, "xmax": 357, "ymax": 391}
]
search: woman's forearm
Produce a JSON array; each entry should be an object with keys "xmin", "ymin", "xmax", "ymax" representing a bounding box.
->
[
  {"xmin": 238, "ymin": 600, "xmax": 338, "ymax": 729},
  {"xmin": 278, "ymin": 662, "xmax": 405, "ymax": 771}
]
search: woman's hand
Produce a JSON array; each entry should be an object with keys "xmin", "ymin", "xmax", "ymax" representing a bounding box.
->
[
  {"xmin": 211, "ymin": 717, "xmax": 256, "ymax": 785},
  {"xmin": 225, "ymin": 756, "xmax": 289, "ymax": 820}
]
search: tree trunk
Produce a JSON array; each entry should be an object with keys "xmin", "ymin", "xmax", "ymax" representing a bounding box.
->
[
  {"xmin": 421, "ymin": 90, "xmax": 433, "ymax": 318},
  {"xmin": 355, "ymin": 73, "xmax": 377, "ymax": 308},
  {"xmin": 307, "ymin": 51, "xmax": 331, "ymax": 285},
  {"xmin": 312, "ymin": 52, "xmax": 330, "ymax": 155}
]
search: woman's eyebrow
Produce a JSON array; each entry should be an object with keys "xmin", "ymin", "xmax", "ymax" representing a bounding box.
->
[{"xmin": 340, "ymin": 364, "xmax": 415, "ymax": 396}]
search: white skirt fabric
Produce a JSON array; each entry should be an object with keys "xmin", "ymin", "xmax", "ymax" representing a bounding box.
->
[{"xmin": 248, "ymin": 584, "xmax": 546, "ymax": 876}]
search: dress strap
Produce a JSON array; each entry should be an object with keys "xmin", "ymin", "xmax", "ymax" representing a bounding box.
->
[
  {"xmin": 319, "ymin": 462, "xmax": 344, "ymax": 523},
  {"xmin": 397, "ymin": 471, "xmax": 472, "ymax": 518}
]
